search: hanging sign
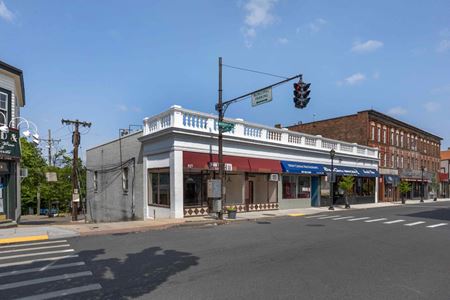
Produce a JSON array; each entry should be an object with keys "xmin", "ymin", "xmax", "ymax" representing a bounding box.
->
[
  {"xmin": 251, "ymin": 87, "xmax": 273, "ymax": 107},
  {"xmin": 0, "ymin": 128, "xmax": 20, "ymax": 159}
]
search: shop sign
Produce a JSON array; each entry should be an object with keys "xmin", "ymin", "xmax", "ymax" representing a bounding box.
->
[{"xmin": 0, "ymin": 129, "xmax": 20, "ymax": 159}]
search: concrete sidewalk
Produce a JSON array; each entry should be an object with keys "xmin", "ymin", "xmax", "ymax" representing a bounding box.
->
[{"xmin": 1, "ymin": 198, "xmax": 449, "ymax": 244}]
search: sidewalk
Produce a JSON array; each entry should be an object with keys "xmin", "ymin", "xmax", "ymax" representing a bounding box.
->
[{"xmin": 1, "ymin": 198, "xmax": 449, "ymax": 244}]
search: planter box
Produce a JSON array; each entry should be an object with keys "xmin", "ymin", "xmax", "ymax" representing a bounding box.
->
[{"xmin": 227, "ymin": 210, "xmax": 237, "ymax": 219}]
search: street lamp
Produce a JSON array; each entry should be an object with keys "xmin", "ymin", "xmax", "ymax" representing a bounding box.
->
[
  {"xmin": 328, "ymin": 149, "xmax": 336, "ymax": 210},
  {"xmin": 420, "ymin": 166, "xmax": 425, "ymax": 202}
]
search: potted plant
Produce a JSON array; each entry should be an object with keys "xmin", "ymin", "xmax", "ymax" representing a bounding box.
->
[
  {"xmin": 338, "ymin": 176, "xmax": 354, "ymax": 209},
  {"xmin": 398, "ymin": 181, "xmax": 412, "ymax": 204},
  {"xmin": 227, "ymin": 206, "xmax": 237, "ymax": 219}
]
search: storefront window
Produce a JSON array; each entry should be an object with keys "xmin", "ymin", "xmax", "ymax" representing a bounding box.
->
[
  {"xmin": 282, "ymin": 175, "xmax": 310, "ymax": 199},
  {"xmin": 149, "ymin": 171, "xmax": 170, "ymax": 206},
  {"xmin": 184, "ymin": 174, "xmax": 207, "ymax": 207}
]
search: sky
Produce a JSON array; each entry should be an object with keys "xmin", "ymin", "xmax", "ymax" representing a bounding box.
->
[{"xmin": 1, "ymin": 0, "xmax": 450, "ymax": 159}]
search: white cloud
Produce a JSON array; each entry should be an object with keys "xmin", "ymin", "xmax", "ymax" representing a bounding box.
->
[
  {"xmin": 351, "ymin": 40, "xmax": 384, "ymax": 53},
  {"xmin": 116, "ymin": 104, "xmax": 142, "ymax": 113},
  {"xmin": 241, "ymin": 0, "xmax": 278, "ymax": 47},
  {"xmin": 0, "ymin": 1, "xmax": 14, "ymax": 22},
  {"xmin": 277, "ymin": 37, "xmax": 288, "ymax": 44},
  {"xmin": 307, "ymin": 18, "xmax": 327, "ymax": 33},
  {"xmin": 338, "ymin": 73, "xmax": 366, "ymax": 86},
  {"xmin": 387, "ymin": 106, "xmax": 407, "ymax": 116},
  {"xmin": 437, "ymin": 39, "xmax": 450, "ymax": 53},
  {"xmin": 424, "ymin": 101, "xmax": 440, "ymax": 112}
]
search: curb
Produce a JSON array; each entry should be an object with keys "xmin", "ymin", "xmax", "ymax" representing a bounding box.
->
[{"xmin": 0, "ymin": 234, "xmax": 49, "ymax": 245}]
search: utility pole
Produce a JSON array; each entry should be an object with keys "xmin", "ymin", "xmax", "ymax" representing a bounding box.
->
[
  {"xmin": 217, "ymin": 57, "xmax": 224, "ymax": 220},
  {"xmin": 39, "ymin": 129, "xmax": 61, "ymax": 166},
  {"xmin": 61, "ymin": 119, "xmax": 91, "ymax": 221}
]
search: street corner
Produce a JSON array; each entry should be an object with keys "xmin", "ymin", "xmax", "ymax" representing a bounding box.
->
[{"xmin": 0, "ymin": 234, "xmax": 49, "ymax": 245}]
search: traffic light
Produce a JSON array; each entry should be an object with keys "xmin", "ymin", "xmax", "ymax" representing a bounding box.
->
[{"xmin": 293, "ymin": 78, "xmax": 311, "ymax": 109}]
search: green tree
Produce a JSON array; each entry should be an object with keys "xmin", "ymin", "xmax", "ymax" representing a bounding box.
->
[
  {"xmin": 20, "ymin": 137, "xmax": 46, "ymax": 213},
  {"xmin": 399, "ymin": 181, "xmax": 412, "ymax": 204},
  {"xmin": 338, "ymin": 176, "xmax": 354, "ymax": 208}
]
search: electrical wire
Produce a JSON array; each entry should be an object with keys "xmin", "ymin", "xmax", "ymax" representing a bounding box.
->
[{"xmin": 222, "ymin": 64, "xmax": 289, "ymax": 79}]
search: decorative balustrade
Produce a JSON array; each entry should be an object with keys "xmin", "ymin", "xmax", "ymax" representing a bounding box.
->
[{"xmin": 143, "ymin": 106, "xmax": 378, "ymax": 159}]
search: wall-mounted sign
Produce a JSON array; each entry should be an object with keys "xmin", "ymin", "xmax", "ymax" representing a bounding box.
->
[
  {"xmin": 0, "ymin": 128, "xmax": 20, "ymax": 159},
  {"xmin": 207, "ymin": 179, "xmax": 222, "ymax": 198}
]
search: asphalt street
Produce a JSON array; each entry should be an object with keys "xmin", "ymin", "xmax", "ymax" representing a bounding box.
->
[{"xmin": 1, "ymin": 201, "xmax": 450, "ymax": 299}]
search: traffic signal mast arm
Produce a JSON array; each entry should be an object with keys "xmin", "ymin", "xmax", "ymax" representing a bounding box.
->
[{"xmin": 215, "ymin": 74, "xmax": 302, "ymax": 113}]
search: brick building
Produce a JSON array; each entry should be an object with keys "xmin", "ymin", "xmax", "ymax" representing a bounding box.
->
[{"xmin": 288, "ymin": 110, "xmax": 442, "ymax": 202}]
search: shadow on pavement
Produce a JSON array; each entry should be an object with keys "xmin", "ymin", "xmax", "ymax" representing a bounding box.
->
[
  {"xmin": 399, "ymin": 208, "xmax": 450, "ymax": 221},
  {"xmin": 74, "ymin": 246, "xmax": 199, "ymax": 299}
]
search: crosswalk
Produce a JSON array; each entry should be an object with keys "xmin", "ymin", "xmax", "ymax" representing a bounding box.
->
[
  {"xmin": 0, "ymin": 239, "xmax": 102, "ymax": 299},
  {"xmin": 304, "ymin": 214, "xmax": 449, "ymax": 229}
]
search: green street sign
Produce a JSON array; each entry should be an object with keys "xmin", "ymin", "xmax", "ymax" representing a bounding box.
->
[
  {"xmin": 251, "ymin": 87, "xmax": 273, "ymax": 107},
  {"xmin": 218, "ymin": 121, "xmax": 235, "ymax": 133}
]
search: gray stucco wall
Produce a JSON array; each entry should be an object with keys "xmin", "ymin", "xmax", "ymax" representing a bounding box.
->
[{"xmin": 86, "ymin": 131, "xmax": 144, "ymax": 222}]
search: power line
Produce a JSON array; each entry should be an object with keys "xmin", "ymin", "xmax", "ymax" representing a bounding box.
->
[{"xmin": 222, "ymin": 64, "xmax": 289, "ymax": 79}]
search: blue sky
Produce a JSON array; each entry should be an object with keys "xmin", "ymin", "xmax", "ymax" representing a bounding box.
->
[{"xmin": 1, "ymin": 0, "xmax": 450, "ymax": 157}]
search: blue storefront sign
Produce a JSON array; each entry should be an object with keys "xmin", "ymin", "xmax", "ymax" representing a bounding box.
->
[
  {"xmin": 281, "ymin": 161, "xmax": 326, "ymax": 175},
  {"xmin": 281, "ymin": 160, "xmax": 379, "ymax": 177}
]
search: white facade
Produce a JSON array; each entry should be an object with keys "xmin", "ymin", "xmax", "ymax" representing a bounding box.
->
[{"xmin": 140, "ymin": 106, "xmax": 380, "ymax": 219}]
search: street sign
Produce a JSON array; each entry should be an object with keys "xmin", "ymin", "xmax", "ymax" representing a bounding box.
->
[
  {"xmin": 251, "ymin": 87, "xmax": 272, "ymax": 107},
  {"xmin": 218, "ymin": 121, "xmax": 235, "ymax": 133}
]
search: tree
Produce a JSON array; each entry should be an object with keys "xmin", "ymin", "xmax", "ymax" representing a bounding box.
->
[
  {"xmin": 338, "ymin": 176, "xmax": 354, "ymax": 209},
  {"xmin": 399, "ymin": 181, "xmax": 412, "ymax": 204},
  {"xmin": 20, "ymin": 137, "xmax": 46, "ymax": 213}
]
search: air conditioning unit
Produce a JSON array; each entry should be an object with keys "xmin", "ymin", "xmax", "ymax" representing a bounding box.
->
[{"xmin": 269, "ymin": 174, "xmax": 279, "ymax": 182}]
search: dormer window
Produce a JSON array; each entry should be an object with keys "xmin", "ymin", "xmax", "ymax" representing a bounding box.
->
[{"xmin": 0, "ymin": 92, "xmax": 7, "ymax": 125}]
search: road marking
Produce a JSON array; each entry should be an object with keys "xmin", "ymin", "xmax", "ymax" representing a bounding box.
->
[
  {"xmin": 404, "ymin": 221, "xmax": 426, "ymax": 226},
  {"xmin": 305, "ymin": 215, "xmax": 327, "ymax": 218},
  {"xmin": 332, "ymin": 216, "xmax": 354, "ymax": 220},
  {"xmin": 0, "ymin": 262, "xmax": 85, "ymax": 278},
  {"xmin": 0, "ymin": 244, "xmax": 70, "ymax": 254},
  {"xmin": 383, "ymin": 220, "xmax": 405, "ymax": 224},
  {"xmin": 318, "ymin": 215, "xmax": 341, "ymax": 219},
  {"xmin": 0, "ymin": 271, "xmax": 92, "ymax": 290},
  {"xmin": 0, "ymin": 240, "xmax": 67, "ymax": 249},
  {"xmin": 0, "ymin": 255, "xmax": 78, "ymax": 268},
  {"xmin": 0, "ymin": 235, "xmax": 48, "ymax": 245},
  {"xmin": 16, "ymin": 283, "xmax": 102, "ymax": 300},
  {"xmin": 288, "ymin": 213, "xmax": 305, "ymax": 217},
  {"xmin": 426, "ymin": 223, "xmax": 448, "ymax": 228},
  {"xmin": 0, "ymin": 249, "xmax": 74, "ymax": 260},
  {"xmin": 347, "ymin": 217, "xmax": 370, "ymax": 221},
  {"xmin": 364, "ymin": 218, "xmax": 387, "ymax": 223}
]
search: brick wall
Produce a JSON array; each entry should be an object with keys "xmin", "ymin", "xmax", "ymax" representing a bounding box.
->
[{"xmin": 288, "ymin": 112, "xmax": 369, "ymax": 146}]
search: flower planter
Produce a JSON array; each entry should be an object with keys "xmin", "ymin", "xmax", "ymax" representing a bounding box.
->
[{"xmin": 227, "ymin": 210, "xmax": 237, "ymax": 219}]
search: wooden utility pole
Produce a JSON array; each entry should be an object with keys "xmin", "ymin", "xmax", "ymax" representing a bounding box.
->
[
  {"xmin": 39, "ymin": 129, "xmax": 61, "ymax": 166},
  {"xmin": 61, "ymin": 119, "xmax": 91, "ymax": 221}
]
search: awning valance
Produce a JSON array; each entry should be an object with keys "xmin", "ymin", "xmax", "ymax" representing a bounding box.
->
[{"xmin": 281, "ymin": 160, "xmax": 379, "ymax": 177}]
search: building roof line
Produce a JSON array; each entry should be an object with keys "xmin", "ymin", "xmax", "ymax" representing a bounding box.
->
[{"xmin": 0, "ymin": 60, "xmax": 26, "ymax": 106}]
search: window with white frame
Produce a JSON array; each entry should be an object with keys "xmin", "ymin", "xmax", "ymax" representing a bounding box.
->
[
  {"xmin": 0, "ymin": 92, "xmax": 8, "ymax": 125},
  {"xmin": 377, "ymin": 127, "xmax": 381, "ymax": 142},
  {"xmin": 371, "ymin": 126, "xmax": 375, "ymax": 141}
]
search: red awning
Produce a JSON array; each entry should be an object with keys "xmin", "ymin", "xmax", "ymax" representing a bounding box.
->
[
  {"xmin": 183, "ymin": 151, "xmax": 282, "ymax": 173},
  {"xmin": 439, "ymin": 172, "xmax": 449, "ymax": 182}
]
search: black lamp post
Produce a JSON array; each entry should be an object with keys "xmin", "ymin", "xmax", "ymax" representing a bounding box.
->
[
  {"xmin": 328, "ymin": 149, "xmax": 336, "ymax": 210},
  {"xmin": 420, "ymin": 166, "xmax": 425, "ymax": 202}
]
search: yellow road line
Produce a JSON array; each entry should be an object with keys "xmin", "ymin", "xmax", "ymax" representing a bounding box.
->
[
  {"xmin": 288, "ymin": 213, "xmax": 305, "ymax": 217},
  {"xmin": 0, "ymin": 235, "xmax": 49, "ymax": 245}
]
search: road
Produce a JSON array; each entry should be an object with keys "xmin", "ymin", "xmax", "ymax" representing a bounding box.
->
[{"xmin": 1, "ymin": 201, "xmax": 450, "ymax": 299}]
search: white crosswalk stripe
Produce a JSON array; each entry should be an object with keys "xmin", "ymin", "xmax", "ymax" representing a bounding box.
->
[
  {"xmin": 347, "ymin": 217, "xmax": 370, "ymax": 221},
  {"xmin": 332, "ymin": 216, "xmax": 354, "ymax": 220},
  {"xmin": 426, "ymin": 223, "xmax": 448, "ymax": 228},
  {"xmin": 305, "ymin": 215, "xmax": 328, "ymax": 218},
  {"xmin": 364, "ymin": 218, "xmax": 387, "ymax": 223},
  {"xmin": 383, "ymin": 220, "xmax": 405, "ymax": 224},
  {"xmin": 0, "ymin": 239, "xmax": 102, "ymax": 299},
  {"xmin": 404, "ymin": 221, "xmax": 426, "ymax": 226},
  {"xmin": 317, "ymin": 215, "xmax": 341, "ymax": 219}
]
